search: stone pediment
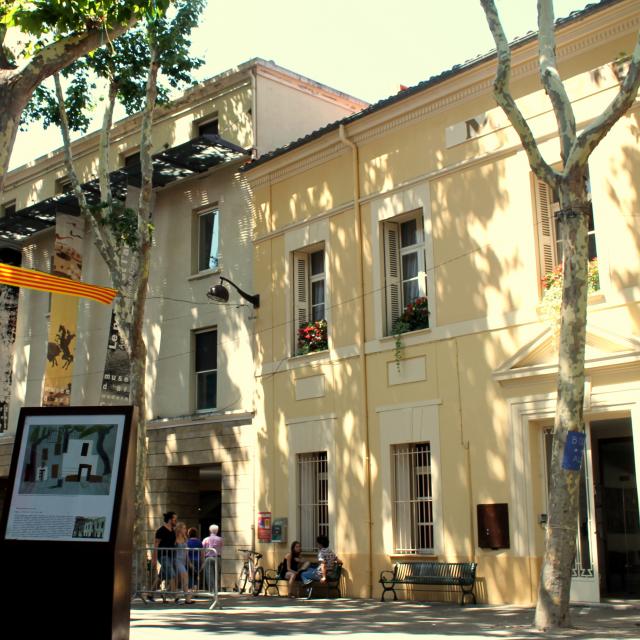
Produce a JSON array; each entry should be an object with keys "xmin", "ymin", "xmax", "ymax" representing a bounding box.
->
[{"xmin": 494, "ymin": 324, "xmax": 640, "ymax": 382}]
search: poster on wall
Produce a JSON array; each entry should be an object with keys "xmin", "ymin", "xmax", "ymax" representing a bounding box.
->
[
  {"xmin": 2, "ymin": 408, "xmax": 131, "ymax": 542},
  {"xmin": 258, "ymin": 511, "xmax": 272, "ymax": 542}
]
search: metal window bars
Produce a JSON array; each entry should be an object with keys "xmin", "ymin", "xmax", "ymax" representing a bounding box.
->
[
  {"xmin": 298, "ymin": 452, "xmax": 329, "ymax": 552},
  {"xmin": 392, "ymin": 443, "xmax": 434, "ymax": 554}
]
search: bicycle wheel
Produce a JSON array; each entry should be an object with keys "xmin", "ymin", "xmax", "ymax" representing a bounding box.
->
[
  {"xmin": 252, "ymin": 566, "xmax": 264, "ymax": 596},
  {"xmin": 236, "ymin": 564, "xmax": 249, "ymax": 594}
]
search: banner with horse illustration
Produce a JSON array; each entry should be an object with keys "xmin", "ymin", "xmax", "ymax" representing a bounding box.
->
[{"xmin": 42, "ymin": 214, "xmax": 84, "ymax": 407}]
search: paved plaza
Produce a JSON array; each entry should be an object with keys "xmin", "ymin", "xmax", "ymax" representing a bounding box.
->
[{"xmin": 130, "ymin": 595, "xmax": 640, "ymax": 639}]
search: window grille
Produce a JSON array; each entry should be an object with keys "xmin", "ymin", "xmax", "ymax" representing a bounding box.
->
[
  {"xmin": 298, "ymin": 452, "xmax": 328, "ymax": 552},
  {"xmin": 392, "ymin": 443, "xmax": 434, "ymax": 554}
]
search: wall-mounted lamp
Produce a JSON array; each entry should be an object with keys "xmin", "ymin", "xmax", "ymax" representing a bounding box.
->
[{"xmin": 207, "ymin": 276, "xmax": 260, "ymax": 308}]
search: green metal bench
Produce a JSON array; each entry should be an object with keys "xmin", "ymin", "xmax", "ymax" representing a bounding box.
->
[{"xmin": 379, "ymin": 561, "xmax": 477, "ymax": 605}]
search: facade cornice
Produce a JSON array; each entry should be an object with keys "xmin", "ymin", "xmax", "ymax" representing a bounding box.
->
[
  {"xmin": 253, "ymin": 97, "xmax": 640, "ymax": 244},
  {"xmin": 245, "ymin": 3, "xmax": 640, "ymax": 186}
]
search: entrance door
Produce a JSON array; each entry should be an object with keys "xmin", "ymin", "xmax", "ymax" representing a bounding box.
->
[
  {"xmin": 595, "ymin": 433, "xmax": 640, "ymax": 597},
  {"xmin": 544, "ymin": 427, "xmax": 600, "ymax": 602}
]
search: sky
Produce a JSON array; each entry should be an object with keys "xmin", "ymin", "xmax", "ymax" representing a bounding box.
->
[{"xmin": 9, "ymin": 0, "xmax": 594, "ymax": 170}]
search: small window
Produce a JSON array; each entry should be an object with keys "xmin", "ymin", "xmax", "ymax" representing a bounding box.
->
[
  {"xmin": 392, "ymin": 442, "xmax": 434, "ymax": 554},
  {"xmin": 195, "ymin": 329, "xmax": 217, "ymax": 411},
  {"xmin": 1, "ymin": 201, "xmax": 16, "ymax": 218},
  {"xmin": 124, "ymin": 152, "xmax": 140, "ymax": 168},
  {"xmin": 197, "ymin": 209, "xmax": 220, "ymax": 272},
  {"xmin": 383, "ymin": 212, "xmax": 428, "ymax": 335},
  {"xmin": 0, "ymin": 401, "xmax": 8, "ymax": 432},
  {"xmin": 42, "ymin": 448, "xmax": 48, "ymax": 461},
  {"xmin": 81, "ymin": 443, "xmax": 89, "ymax": 457},
  {"xmin": 292, "ymin": 246, "xmax": 327, "ymax": 355},
  {"xmin": 198, "ymin": 119, "xmax": 219, "ymax": 137},
  {"xmin": 298, "ymin": 452, "xmax": 329, "ymax": 552},
  {"xmin": 56, "ymin": 177, "xmax": 73, "ymax": 195}
]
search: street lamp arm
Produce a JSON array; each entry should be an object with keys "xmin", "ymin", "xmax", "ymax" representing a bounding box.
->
[{"xmin": 220, "ymin": 276, "xmax": 260, "ymax": 308}]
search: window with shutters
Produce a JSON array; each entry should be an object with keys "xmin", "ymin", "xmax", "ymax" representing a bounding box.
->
[
  {"xmin": 194, "ymin": 328, "xmax": 217, "ymax": 411},
  {"xmin": 533, "ymin": 174, "xmax": 598, "ymax": 288},
  {"xmin": 292, "ymin": 246, "xmax": 327, "ymax": 355},
  {"xmin": 383, "ymin": 212, "xmax": 428, "ymax": 335},
  {"xmin": 297, "ymin": 451, "xmax": 329, "ymax": 552},
  {"xmin": 392, "ymin": 442, "xmax": 434, "ymax": 554}
]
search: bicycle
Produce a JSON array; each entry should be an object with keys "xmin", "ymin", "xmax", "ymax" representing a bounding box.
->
[{"xmin": 235, "ymin": 549, "xmax": 264, "ymax": 596}]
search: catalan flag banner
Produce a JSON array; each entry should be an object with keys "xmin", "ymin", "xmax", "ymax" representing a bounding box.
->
[{"xmin": 0, "ymin": 263, "xmax": 116, "ymax": 305}]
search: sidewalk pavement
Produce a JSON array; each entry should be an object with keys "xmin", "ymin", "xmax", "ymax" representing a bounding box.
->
[{"xmin": 130, "ymin": 594, "xmax": 640, "ymax": 639}]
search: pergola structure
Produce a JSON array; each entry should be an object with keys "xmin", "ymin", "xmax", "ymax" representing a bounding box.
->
[{"xmin": 0, "ymin": 134, "xmax": 250, "ymax": 242}]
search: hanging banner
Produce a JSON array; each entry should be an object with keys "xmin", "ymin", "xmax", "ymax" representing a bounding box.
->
[
  {"xmin": 42, "ymin": 214, "xmax": 84, "ymax": 407},
  {"xmin": 100, "ymin": 313, "xmax": 131, "ymax": 404},
  {"xmin": 0, "ymin": 283, "xmax": 19, "ymax": 432},
  {"xmin": 99, "ymin": 246, "xmax": 130, "ymax": 405}
]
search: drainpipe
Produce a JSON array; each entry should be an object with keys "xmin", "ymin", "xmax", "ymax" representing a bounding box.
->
[
  {"xmin": 250, "ymin": 67, "xmax": 258, "ymax": 158},
  {"xmin": 339, "ymin": 124, "xmax": 374, "ymax": 599}
]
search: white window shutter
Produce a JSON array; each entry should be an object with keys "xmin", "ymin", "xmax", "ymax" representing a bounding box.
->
[
  {"xmin": 534, "ymin": 177, "xmax": 556, "ymax": 277},
  {"xmin": 293, "ymin": 252, "xmax": 309, "ymax": 329},
  {"xmin": 383, "ymin": 221, "xmax": 402, "ymax": 332}
]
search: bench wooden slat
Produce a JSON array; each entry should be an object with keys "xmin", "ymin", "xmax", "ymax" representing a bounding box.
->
[{"xmin": 380, "ymin": 561, "xmax": 477, "ymax": 605}]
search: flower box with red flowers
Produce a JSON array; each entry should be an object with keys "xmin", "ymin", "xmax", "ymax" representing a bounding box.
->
[
  {"xmin": 393, "ymin": 297, "xmax": 430, "ymax": 333},
  {"xmin": 296, "ymin": 320, "xmax": 328, "ymax": 355}
]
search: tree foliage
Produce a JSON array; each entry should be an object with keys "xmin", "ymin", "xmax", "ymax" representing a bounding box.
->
[{"xmin": 20, "ymin": 0, "xmax": 205, "ymax": 132}]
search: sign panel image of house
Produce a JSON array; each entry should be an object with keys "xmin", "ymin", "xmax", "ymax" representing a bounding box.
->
[{"xmin": 19, "ymin": 423, "xmax": 117, "ymax": 496}]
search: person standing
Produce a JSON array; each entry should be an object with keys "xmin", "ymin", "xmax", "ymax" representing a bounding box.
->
[
  {"xmin": 202, "ymin": 524, "xmax": 223, "ymax": 591},
  {"xmin": 187, "ymin": 527, "xmax": 203, "ymax": 589},
  {"xmin": 174, "ymin": 522, "xmax": 194, "ymax": 604},
  {"xmin": 150, "ymin": 511, "xmax": 177, "ymax": 599}
]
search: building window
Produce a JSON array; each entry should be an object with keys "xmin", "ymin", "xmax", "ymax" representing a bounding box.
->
[
  {"xmin": 297, "ymin": 451, "xmax": 328, "ymax": 552},
  {"xmin": 55, "ymin": 177, "xmax": 73, "ymax": 195},
  {"xmin": 383, "ymin": 213, "xmax": 428, "ymax": 335},
  {"xmin": 124, "ymin": 152, "xmax": 140, "ymax": 168},
  {"xmin": 292, "ymin": 247, "xmax": 327, "ymax": 355},
  {"xmin": 533, "ymin": 174, "xmax": 597, "ymax": 281},
  {"xmin": 0, "ymin": 402, "xmax": 8, "ymax": 433},
  {"xmin": 197, "ymin": 208, "xmax": 220, "ymax": 272},
  {"xmin": 195, "ymin": 329, "xmax": 217, "ymax": 411},
  {"xmin": 198, "ymin": 119, "xmax": 219, "ymax": 137},
  {"xmin": 1, "ymin": 201, "xmax": 16, "ymax": 218},
  {"xmin": 392, "ymin": 442, "xmax": 434, "ymax": 554},
  {"xmin": 81, "ymin": 443, "xmax": 89, "ymax": 457}
]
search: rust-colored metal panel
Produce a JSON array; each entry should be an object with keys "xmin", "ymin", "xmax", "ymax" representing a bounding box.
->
[{"xmin": 477, "ymin": 503, "xmax": 510, "ymax": 549}]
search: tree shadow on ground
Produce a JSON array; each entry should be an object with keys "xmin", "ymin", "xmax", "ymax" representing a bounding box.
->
[{"xmin": 130, "ymin": 597, "xmax": 640, "ymax": 638}]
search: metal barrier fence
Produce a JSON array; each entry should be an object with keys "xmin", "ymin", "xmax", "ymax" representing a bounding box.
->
[{"xmin": 132, "ymin": 546, "xmax": 220, "ymax": 609}]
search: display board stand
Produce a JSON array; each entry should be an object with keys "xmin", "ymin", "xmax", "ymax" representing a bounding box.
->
[{"xmin": 0, "ymin": 406, "xmax": 136, "ymax": 640}]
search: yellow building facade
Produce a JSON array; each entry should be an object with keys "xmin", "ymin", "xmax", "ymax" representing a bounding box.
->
[{"xmin": 245, "ymin": 0, "xmax": 640, "ymax": 604}]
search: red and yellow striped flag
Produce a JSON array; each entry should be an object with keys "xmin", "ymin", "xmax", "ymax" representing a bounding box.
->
[{"xmin": 0, "ymin": 263, "xmax": 117, "ymax": 305}]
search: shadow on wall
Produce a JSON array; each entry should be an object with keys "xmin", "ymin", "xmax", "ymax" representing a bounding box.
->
[{"xmin": 608, "ymin": 115, "xmax": 640, "ymax": 330}]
